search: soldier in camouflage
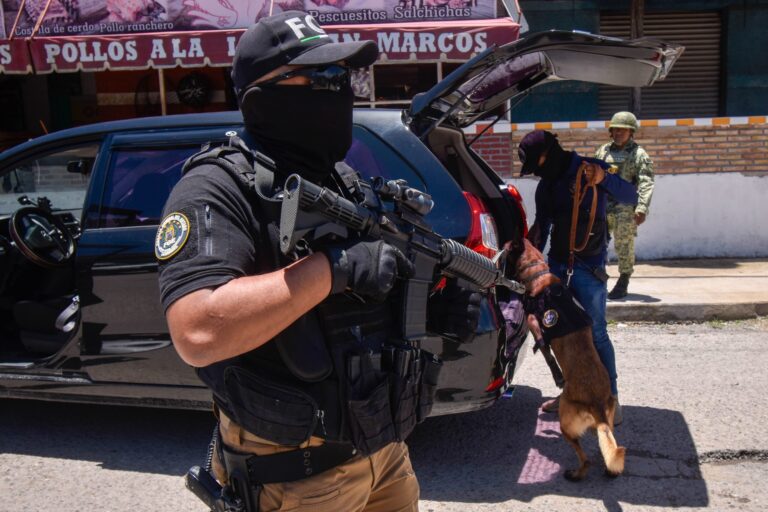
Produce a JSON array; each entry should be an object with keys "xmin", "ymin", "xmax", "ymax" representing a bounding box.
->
[{"xmin": 595, "ymin": 111, "xmax": 655, "ymax": 299}]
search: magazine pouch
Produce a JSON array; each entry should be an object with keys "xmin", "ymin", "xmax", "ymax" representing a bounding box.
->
[
  {"xmin": 345, "ymin": 350, "xmax": 396, "ymax": 456},
  {"xmin": 417, "ymin": 351, "xmax": 443, "ymax": 423}
]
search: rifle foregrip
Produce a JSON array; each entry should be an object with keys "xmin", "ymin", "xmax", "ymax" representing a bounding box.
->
[
  {"xmin": 440, "ymin": 239, "xmax": 499, "ymax": 289},
  {"xmin": 286, "ymin": 174, "xmax": 372, "ymax": 231}
]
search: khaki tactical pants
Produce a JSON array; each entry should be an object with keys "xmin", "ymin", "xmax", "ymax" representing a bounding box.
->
[
  {"xmin": 607, "ymin": 207, "xmax": 637, "ymax": 276},
  {"xmin": 213, "ymin": 411, "xmax": 420, "ymax": 512}
]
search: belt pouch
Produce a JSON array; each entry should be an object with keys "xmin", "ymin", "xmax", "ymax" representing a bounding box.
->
[
  {"xmin": 346, "ymin": 351, "xmax": 396, "ymax": 455},
  {"xmin": 417, "ymin": 352, "xmax": 443, "ymax": 423},
  {"xmin": 224, "ymin": 366, "xmax": 318, "ymax": 446}
]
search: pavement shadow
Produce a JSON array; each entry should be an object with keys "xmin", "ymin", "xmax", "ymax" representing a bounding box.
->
[
  {"xmin": 640, "ymin": 259, "xmax": 746, "ymax": 269},
  {"xmin": 0, "ymin": 398, "xmax": 214, "ymax": 476},
  {"xmin": 608, "ymin": 293, "xmax": 661, "ymax": 303},
  {"xmin": 409, "ymin": 385, "xmax": 708, "ymax": 509}
]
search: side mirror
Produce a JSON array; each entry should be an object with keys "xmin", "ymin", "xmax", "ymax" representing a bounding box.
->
[{"xmin": 67, "ymin": 158, "xmax": 94, "ymax": 175}]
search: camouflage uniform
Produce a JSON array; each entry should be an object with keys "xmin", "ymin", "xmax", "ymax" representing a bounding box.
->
[{"xmin": 595, "ymin": 139, "xmax": 654, "ymax": 276}]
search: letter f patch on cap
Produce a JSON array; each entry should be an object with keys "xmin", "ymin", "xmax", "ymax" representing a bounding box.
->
[{"xmin": 285, "ymin": 15, "xmax": 329, "ymax": 42}]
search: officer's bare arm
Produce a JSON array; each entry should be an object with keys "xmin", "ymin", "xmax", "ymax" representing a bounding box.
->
[{"xmin": 166, "ymin": 252, "xmax": 332, "ymax": 367}]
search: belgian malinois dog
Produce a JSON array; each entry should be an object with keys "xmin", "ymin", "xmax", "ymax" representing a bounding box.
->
[{"xmin": 514, "ymin": 238, "xmax": 625, "ymax": 481}]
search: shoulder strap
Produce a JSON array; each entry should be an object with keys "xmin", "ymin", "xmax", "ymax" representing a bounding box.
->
[{"xmin": 181, "ymin": 134, "xmax": 282, "ymax": 221}]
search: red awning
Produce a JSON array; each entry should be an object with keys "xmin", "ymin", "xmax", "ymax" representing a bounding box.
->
[
  {"xmin": 326, "ymin": 18, "xmax": 520, "ymax": 61},
  {"xmin": 0, "ymin": 38, "xmax": 33, "ymax": 74},
  {"xmin": 12, "ymin": 18, "xmax": 519, "ymax": 74}
]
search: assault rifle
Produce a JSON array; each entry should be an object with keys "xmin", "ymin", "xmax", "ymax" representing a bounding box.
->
[{"xmin": 279, "ymin": 173, "xmax": 525, "ymax": 341}]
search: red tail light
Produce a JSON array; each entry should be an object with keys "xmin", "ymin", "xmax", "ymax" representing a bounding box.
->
[
  {"xmin": 485, "ymin": 376, "xmax": 505, "ymax": 393},
  {"xmin": 503, "ymin": 184, "xmax": 528, "ymax": 238},
  {"xmin": 462, "ymin": 191, "xmax": 499, "ymax": 259},
  {"xmin": 433, "ymin": 192, "xmax": 498, "ymax": 292}
]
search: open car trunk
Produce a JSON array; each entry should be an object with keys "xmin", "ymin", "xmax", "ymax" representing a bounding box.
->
[{"xmin": 408, "ymin": 30, "xmax": 684, "ymax": 138}]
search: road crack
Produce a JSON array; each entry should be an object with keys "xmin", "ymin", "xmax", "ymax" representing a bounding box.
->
[{"xmin": 699, "ymin": 449, "xmax": 768, "ymax": 464}]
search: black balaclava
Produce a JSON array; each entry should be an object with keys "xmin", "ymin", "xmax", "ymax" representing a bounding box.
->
[
  {"xmin": 535, "ymin": 141, "xmax": 572, "ymax": 182},
  {"xmin": 240, "ymin": 84, "xmax": 354, "ymax": 185}
]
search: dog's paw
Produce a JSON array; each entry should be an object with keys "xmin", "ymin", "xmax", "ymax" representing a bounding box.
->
[
  {"xmin": 604, "ymin": 469, "xmax": 621, "ymax": 479},
  {"xmin": 564, "ymin": 469, "xmax": 584, "ymax": 482}
]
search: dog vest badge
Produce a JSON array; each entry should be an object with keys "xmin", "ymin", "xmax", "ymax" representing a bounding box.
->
[
  {"xmin": 542, "ymin": 309, "xmax": 559, "ymax": 328},
  {"xmin": 155, "ymin": 212, "xmax": 190, "ymax": 260}
]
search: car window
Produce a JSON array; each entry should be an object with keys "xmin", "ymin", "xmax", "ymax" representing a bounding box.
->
[
  {"xmin": 99, "ymin": 147, "xmax": 197, "ymax": 228},
  {"xmin": 0, "ymin": 144, "xmax": 98, "ymax": 217},
  {"xmin": 346, "ymin": 127, "xmax": 426, "ymax": 192}
]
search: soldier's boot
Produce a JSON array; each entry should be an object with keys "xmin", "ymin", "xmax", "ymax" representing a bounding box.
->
[{"xmin": 608, "ymin": 273, "xmax": 630, "ymax": 300}]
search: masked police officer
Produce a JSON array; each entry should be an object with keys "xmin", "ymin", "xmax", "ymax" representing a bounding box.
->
[
  {"xmin": 595, "ymin": 112, "xmax": 655, "ymax": 300},
  {"xmin": 518, "ymin": 130, "xmax": 637, "ymax": 425},
  {"xmin": 156, "ymin": 10, "xmax": 479, "ymax": 512}
]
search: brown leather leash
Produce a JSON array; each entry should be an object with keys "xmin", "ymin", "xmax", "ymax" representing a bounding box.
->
[{"xmin": 566, "ymin": 162, "xmax": 599, "ymax": 286}]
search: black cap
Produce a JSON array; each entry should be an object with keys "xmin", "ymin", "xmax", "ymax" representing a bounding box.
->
[
  {"xmin": 231, "ymin": 11, "xmax": 378, "ymax": 96},
  {"xmin": 517, "ymin": 130, "xmax": 558, "ymax": 175}
]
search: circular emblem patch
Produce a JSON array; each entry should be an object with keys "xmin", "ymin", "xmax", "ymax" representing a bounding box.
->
[
  {"xmin": 542, "ymin": 309, "xmax": 559, "ymax": 328},
  {"xmin": 155, "ymin": 212, "xmax": 190, "ymax": 260}
]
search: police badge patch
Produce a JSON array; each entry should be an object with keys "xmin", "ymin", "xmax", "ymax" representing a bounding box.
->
[
  {"xmin": 542, "ymin": 309, "xmax": 559, "ymax": 328},
  {"xmin": 155, "ymin": 213, "xmax": 190, "ymax": 260}
]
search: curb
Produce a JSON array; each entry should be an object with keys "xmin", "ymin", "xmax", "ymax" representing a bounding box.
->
[{"xmin": 607, "ymin": 302, "xmax": 768, "ymax": 323}]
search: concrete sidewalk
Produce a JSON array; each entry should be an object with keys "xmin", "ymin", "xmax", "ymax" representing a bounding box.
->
[{"xmin": 605, "ymin": 259, "xmax": 768, "ymax": 322}]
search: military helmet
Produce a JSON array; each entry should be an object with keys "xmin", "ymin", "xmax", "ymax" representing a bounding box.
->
[{"xmin": 609, "ymin": 111, "xmax": 639, "ymax": 131}]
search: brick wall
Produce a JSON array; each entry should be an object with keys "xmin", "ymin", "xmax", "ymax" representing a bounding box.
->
[
  {"xmin": 468, "ymin": 133, "xmax": 512, "ymax": 174},
  {"xmin": 470, "ymin": 118, "xmax": 768, "ymax": 179}
]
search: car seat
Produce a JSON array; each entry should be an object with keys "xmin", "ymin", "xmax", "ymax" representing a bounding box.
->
[{"xmin": 121, "ymin": 173, "xmax": 171, "ymax": 225}]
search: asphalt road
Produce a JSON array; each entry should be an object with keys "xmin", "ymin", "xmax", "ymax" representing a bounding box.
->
[{"xmin": 2, "ymin": 318, "xmax": 767, "ymax": 512}]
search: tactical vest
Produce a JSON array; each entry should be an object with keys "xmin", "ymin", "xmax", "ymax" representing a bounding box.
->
[{"xmin": 179, "ymin": 136, "xmax": 438, "ymax": 455}]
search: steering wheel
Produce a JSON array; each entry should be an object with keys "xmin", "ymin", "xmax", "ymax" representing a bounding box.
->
[{"xmin": 9, "ymin": 206, "xmax": 75, "ymax": 268}]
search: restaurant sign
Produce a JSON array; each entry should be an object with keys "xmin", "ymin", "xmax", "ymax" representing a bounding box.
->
[
  {"xmin": 0, "ymin": 39, "xmax": 32, "ymax": 73},
  {"xmin": 27, "ymin": 19, "xmax": 519, "ymax": 73},
  {"xmin": 4, "ymin": 0, "xmax": 497, "ymax": 38}
]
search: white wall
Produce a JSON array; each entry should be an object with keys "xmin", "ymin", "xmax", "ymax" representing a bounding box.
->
[{"xmin": 507, "ymin": 173, "xmax": 768, "ymax": 259}]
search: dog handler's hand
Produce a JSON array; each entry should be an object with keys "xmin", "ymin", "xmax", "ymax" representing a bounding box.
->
[
  {"xmin": 323, "ymin": 239, "xmax": 413, "ymax": 301},
  {"xmin": 584, "ymin": 163, "xmax": 606, "ymax": 185}
]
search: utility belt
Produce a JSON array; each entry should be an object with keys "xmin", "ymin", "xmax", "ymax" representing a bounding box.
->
[
  {"xmin": 218, "ymin": 438, "xmax": 358, "ymax": 512},
  {"xmin": 192, "ymin": 344, "xmax": 441, "ymax": 512}
]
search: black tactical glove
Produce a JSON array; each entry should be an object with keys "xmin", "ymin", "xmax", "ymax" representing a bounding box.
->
[
  {"xmin": 324, "ymin": 239, "xmax": 413, "ymax": 301},
  {"xmin": 427, "ymin": 279, "xmax": 482, "ymax": 343}
]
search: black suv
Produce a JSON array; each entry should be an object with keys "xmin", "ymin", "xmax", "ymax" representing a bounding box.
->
[{"xmin": 0, "ymin": 31, "xmax": 681, "ymax": 414}]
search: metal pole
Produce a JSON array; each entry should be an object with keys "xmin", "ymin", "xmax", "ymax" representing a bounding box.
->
[
  {"xmin": 158, "ymin": 68, "xmax": 167, "ymax": 116},
  {"xmin": 630, "ymin": 0, "xmax": 645, "ymax": 114}
]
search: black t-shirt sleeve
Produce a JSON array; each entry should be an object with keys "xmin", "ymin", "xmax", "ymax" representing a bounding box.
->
[{"xmin": 157, "ymin": 165, "xmax": 260, "ymax": 311}]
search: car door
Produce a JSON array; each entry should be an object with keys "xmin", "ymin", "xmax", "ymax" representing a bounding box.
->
[
  {"xmin": 75, "ymin": 127, "xmax": 236, "ymax": 387},
  {"xmin": 0, "ymin": 141, "xmax": 99, "ymax": 373}
]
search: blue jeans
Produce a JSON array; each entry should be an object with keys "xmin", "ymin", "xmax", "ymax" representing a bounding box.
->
[{"xmin": 548, "ymin": 258, "xmax": 618, "ymax": 395}]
